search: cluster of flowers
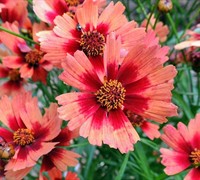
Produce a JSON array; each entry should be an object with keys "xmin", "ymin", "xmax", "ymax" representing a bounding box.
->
[{"xmin": 0, "ymin": 0, "xmax": 199, "ymax": 179}]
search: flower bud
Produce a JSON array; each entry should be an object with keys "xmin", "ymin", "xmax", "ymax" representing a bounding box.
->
[{"xmin": 158, "ymin": 0, "xmax": 173, "ymax": 13}]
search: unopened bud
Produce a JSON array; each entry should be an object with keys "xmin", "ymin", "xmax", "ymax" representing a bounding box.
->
[{"xmin": 158, "ymin": 0, "xmax": 173, "ymax": 13}]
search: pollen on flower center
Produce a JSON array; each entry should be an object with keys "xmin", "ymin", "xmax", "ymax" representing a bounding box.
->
[
  {"xmin": 65, "ymin": 0, "xmax": 80, "ymax": 6},
  {"xmin": 25, "ymin": 49, "xmax": 44, "ymax": 67},
  {"xmin": 95, "ymin": 79, "xmax": 126, "ymax": 112},
  {"xmin": 125, "ymin": 110, "xmax": 145, "ymax": 127},
  {"xmin": 190, "ymin": 148, "xmax": 200, "ymax": 167},
  {"xmin": 13, "ymin": 128, "xmax": 35, "ymax": 146},
  {"xmin": 8, "ymin": 69, "xmax": 21, "ymax": 81},
  {"xmin": 79, "ymin": 30, "xmax": 105, "ymax": 57}
]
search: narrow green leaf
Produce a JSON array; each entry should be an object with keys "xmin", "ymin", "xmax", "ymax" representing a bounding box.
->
[
  {"xmin": 115, "ymin": 152, "xmax": 130, "ymax": 180},
  {"xmin": 173, "ymin": 91, "xmax": 194, "ymax": 119}
]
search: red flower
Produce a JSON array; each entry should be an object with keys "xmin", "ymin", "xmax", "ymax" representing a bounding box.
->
[
  {"xmin": 0, "ymin": 0, "xmax": 31, "ymax": 29},
  {"xmin": 56, "ymin": 32, "xmax": 177, "ymax": 153},
  {"xmin": 160, "ymin": 113, "xmax": 200, "ymax": 179},
  {"xmin": 40, "ymin": 122, "xmax": 80, "ymax": 176},
  {"xmin": 0, "ymin": 22, "xmax": 52, "ymax": 84},
  {"xmin": 0, "ymin": 64, "xmax": 26, "ymax": 97},
  {"xmin": 38, "ymin": 0, "xmax": 146, "ymax": 68},
  {"xmin": 141, "ymin": 14, "xmax": 169, "ymax": 43},
  {"xmin": 0, "ymin": 92, "xmax": 61, "ymax": 174},
  {"xmin": 33, "ymin": 0, "xmax": 106, "ymax": 24},
  {"xmin": 124, "ymin": 109, "xmax": 160, "ymax": 140}
]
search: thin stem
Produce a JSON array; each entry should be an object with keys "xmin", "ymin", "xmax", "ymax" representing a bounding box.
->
[
  {"xmin": 166, "ymin": 13, "xmax": 180, "ymax": 42},
  {"xmin": 153, "ymin": 13, "xmax": 160, "ymax": 29},
  {"xmin": 197, "ymin": 73, "xmax": 200, "ymax": 106},
  {"xmin": 166, "ymin": 13, "xmax": 194, "ymax": 103},
  {"xmin": 136, "ymin": 0, "xmax": 148, "ymax": 19},
  {"xmin": 26, "ymin": 0, "xmax": 33, "ymax": 4},
  {"xmin": 146, "ymin": 0, "xmax": 159, "ymax": 30},
  {"xmin": 0, "ymin": 26, "xmax": 39, "ymax": 45}
]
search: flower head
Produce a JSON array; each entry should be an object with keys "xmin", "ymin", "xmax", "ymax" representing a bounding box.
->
[
  {"xmin": 33, "ymin": 0, "xmax": 106, "ymax": 24},
  {"xmin": 160, "ymin": 113, "xmax": 200, "ymax": 179},
  {"xmin": 40, "ymin": 105, "xmax": 80, "ymax": 176},
  {"xmin": 175, "ymin": 24, "xmax": 200, "ymax": 50},
  {"xmin": 141, "ymin": 14, "xmax": 169, "ymax": 42},
  {"xmin": 0, "ymin": 0, "xmax": 31, "ymax": 29},
  {"xmin": 56, "ymin": 32, "xmax": 177, "ymax": 153},
  {"xmin": 124, "ymin": 109, "xmax": 160, "ymax": 140},
  {"xmin": 38, "ymin": 0, "xmax": 145, "ymax": 68},
  {"xmin": 0, "ymin": 63, "xmax": 26, "ymax": 97},
  {"xmin": 0, "ymin": 22, "xmax": 52, "ymax": 84},
  {"xmin": 0, "ymin": 92, "xmax": 61, "ymax": 173}
]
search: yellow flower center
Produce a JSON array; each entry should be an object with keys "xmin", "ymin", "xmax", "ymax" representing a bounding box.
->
[
  {"xmin": 125, "ymin": 110, "xmax": 145, "ymax": 127},
  {"xmin": 79, "ymin": 30, "xmax": 105, "ymax": 57},
  {"xmin": 25, "ymin": 49, "xmax": 44, "ymax": 67},
  {"xmin": 190, "ymin": 148, "xmax": 200, "ymax": 168},
  {"xmin": 65, "ymin": 0, "xmax": 80, "ymax": 6},
  {"xmin": 95, "ymin": 79, "xmax": 126, "ymax": 112},
  {"xmin": 8, "ymin": 69, "xmax": 21, "ymax": 82},
  {"xmin": 13, "ymin": 128, "xmax": 35, "ymax": 146}
]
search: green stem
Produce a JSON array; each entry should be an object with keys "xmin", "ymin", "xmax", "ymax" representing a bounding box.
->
[
  {"xmin": 153, "ymin": 13, "xmax": 160, "ymax": 29},
  {"xmin": 67, "ymin": 142, "xmax": 89, "ymax": 148},
  {"xmin": 146, "ymin": 0, "xmax": 159, "ymax": 31},
  {"xmin": 27, "ymin": 0, "xmax": 33, "ymax": 4},
  {"xmin": 197, "ymin": 73, "xmax": 200, "ymax": 106},
  {"xmin": 166, "ymin": 13, "xmax": 180, "ymax": 42},
  {"xmin": 0, "ymin": 26, "xmax": 39, "ymax": 45},
  {"xmin": 115, "ymin": 152, "xmax": 130, "ymax": 180},
  {"xmin": 136, "ymin": 0, "xmax": 148, "ymax": 19},
  {"xmin": 84, "ymin": 146, "xmax": 96, "ymax": 179},
  {"xmin": 166, "ymin": 13, "xmax": 194, "ymax": 103}
]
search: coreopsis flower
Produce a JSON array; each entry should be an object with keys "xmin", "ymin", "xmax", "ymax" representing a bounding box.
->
[
  {"xmin": 124, "ymin": 109, "xmax": 160, "ymax": 140},
  {"xmin": 4, "ymin": 167, "xmax": 33, "ymax": 180},
  {"xmin": 33, "ymin": 0, "xmax": 106, "ymax": 24},
  {"xmin": 160, "ymin": 113, "xmax": 200, "ymax": 179},
  {"xmin": 0, "ymin": 65, "xmax": 26, "ymax": 96},
  {"xmin": 38, "ymin": 0, "xmax": 146, "ymax": 68},
  {"xmin": 65, "ymin": 171, "xmax": 80, "ymax": 180},
  {"xmin": 0, "ymin": 22, "xmax": 52, "ymax": 84},
  {"xmin": 174, "ymin": 24, "xmax": 200, "ymax": 71},
  {"xmin": 56, "ymin": 32, "xmax": 177, "ymax": 153},
  {"xmin": 175, "ymin": 24, "xmax": 200, "ymax": 50},
  {"xmin": 40, "ymin": 105, "xmax": 80, "ymax": 177},
  {"xmin": 39, "ymin": 168, "xmax": 80, "ymax": 180},
  {"xmin": 0, "ymin": 0, "xmax": 31, "ymax": 30},
  {"xmin": 0, "ymin": 92, "xmax": 61, "ymax": 174},
  {"xmin": 141, "ymin": 14, "xmax": 169, "ymax": 42}
]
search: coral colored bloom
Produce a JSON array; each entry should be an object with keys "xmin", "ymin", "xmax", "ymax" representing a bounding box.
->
[
  {"xmin": 124, "ymin": 109, "xmax": 160, "ymax": 140},
  {"xmin": 0, "ymin": 0, "xmax": 31, "ymax": 29},
  {"xmin": 56, "ymin": 32, "xmax": 177, "ymax": 153},
  {"xmin": 0, "ymin": 65, "xmax": 26, "ymax": 96},
  {"xmin": 175, "ymin": 24, "xmax": 200, "ymax": 50},
  {"xmin": 33, "ymin": 0, "xmax": 106, "ymax": 24},
  {"xmin": 38, "ymin": 0, "xmax": 146, "ymax": 68},
  {"xmin": 40, "ymin": 109, "xmax": 80, "ymax": 176},
  {"xmin": 0, "ymin": 92, "xmax": 61, "ymax": 174},
  {"xmin": 0, "ymin": 22, "xmax": 52, "ymax": 84},
  {"xmin": 141, "ymin": 14, "xmax": 169, "ymax": 42},
  {"xmin": 65, "ymin": 171, "xmax": 80, "ymax": 180},
  {"xmin": 160, "ymin": 113, "xmax": 200, "ymax": 180},
  {"xmin": 4, "ymin": 167, "xmax": 33, "ymax": 180}
]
